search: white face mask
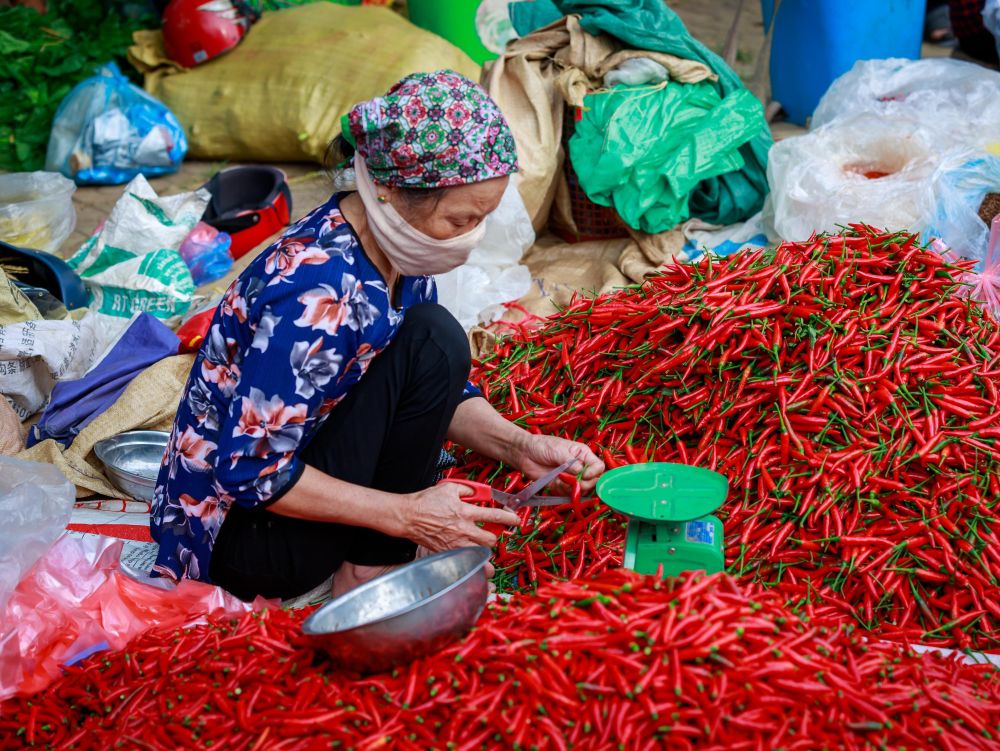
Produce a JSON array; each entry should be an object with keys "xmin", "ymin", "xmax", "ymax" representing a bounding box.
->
[{"xmin": 353, "ymin": 157, "xmax": 486, "ymax": 277}]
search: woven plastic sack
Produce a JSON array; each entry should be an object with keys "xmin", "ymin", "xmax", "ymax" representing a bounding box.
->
[
  {"xmin": 569, "ymin": 81, "xmax": 764, "ymax": 234},
  {"xmin": 127, "ymin": 4, "xmax": 478, "ymax": 163},
  {"xmin": 812, "ymin": 58, "xmax": 1000, "ymax": 152},
  {"xmin": 0, "ymin": 310, "xmax": 127, "ymax": 420},
  {"xmin": 0, "ymin": 172, "xmax": 76, "ymax": 254},
  {"xmin": 765, "ymin": 114, "xmax": 937, "ymax": 241},
  {"xmin": 66, "ymin": 174, "xmax": 205, "ymax": 326},
  {"xmin": 45, "ymin": 63, "xmax": 187, "ymax": 186}
]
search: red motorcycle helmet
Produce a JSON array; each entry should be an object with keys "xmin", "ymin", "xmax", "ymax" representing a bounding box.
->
[{"xmin": 162, "ymin": 0, "xmax": 259, "ymax": 68}]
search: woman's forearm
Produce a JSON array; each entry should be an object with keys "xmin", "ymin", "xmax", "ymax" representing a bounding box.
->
[
  {"xmin": 264, "ymin": 465, "xmax": 407, "ymax": 536},
  {"xmin": 447, "ymin": 396, "xmax": 528, "ymax": 464}
]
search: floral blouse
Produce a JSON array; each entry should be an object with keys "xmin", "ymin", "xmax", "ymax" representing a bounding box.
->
[{"xmin": 150, "ymin": 193, "xmax": 480, "ymax": 583}]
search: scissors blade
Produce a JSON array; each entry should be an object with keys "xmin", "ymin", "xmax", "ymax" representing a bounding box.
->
[
  {"xmin": 491, "ymin": 489, "xmax": 519, "ymax": 508},
  {"xmin": 511, "ymin": 459, "xmax": 578, "ymax": 508},
  {"xmin": 517, "ymin": 495, "xmax": 575, "ymax": 508}
]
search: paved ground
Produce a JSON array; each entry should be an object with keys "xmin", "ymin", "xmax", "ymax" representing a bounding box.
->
[{"xmin": 63, "ymin": 1, "xmax": 949, "ymax": 258}]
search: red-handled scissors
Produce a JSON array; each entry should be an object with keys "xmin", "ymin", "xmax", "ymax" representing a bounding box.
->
[{"xmin": 441, "ymin": 459, "xmax": 579, "ymax": 510}]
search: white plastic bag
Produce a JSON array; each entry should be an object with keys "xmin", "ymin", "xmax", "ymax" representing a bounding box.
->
[
  {"xmin": 812, "ymin": 58, "xmax": 1000, "ymax": 151},
  {"xmin": 0, "ymin": 457, "xmax": 75, "ymax": 614},
  {"xmin": 67, "ymin": 174, "xmax": 206, "ymax": 326},
  {"xmin": 604, "ymin": 58, "xmax": 670, "ymax": 88},
  {"xmin": 924, "ymin": 151, "xmax": 1000, "ymax": 265},
  {"xmin": 682, "ymin": 211, "xmax": 772, "ymax": 260},
  {"xmin": 0, "ymin": 172, "xmax": 77, "ymax": 254},
  {"xmin": 435, "ymin": 179, "xmax": 534, "ymax": 329},
  {"xmin": 765, "ymin": 114, "xmax": 937, "ymax": 241}
]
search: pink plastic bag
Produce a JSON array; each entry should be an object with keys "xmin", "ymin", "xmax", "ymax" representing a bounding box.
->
[
  {"xmin": 971, "ymin": 216, "xmax": 1000, "ymax": 319},
  {"xmin": 0, "ymin": 534, "xmax": 268, "ymax": 700}
]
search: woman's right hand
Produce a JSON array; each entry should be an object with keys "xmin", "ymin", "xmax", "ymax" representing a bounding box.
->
[{"xmin": 400, "ymin": 483, "xmax": 520, "ymax": 554}]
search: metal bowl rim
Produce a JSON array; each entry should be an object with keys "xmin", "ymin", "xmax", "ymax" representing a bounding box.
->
[
  {"xmin": 94, "ymin": 430, "xmax": 170, "ymax": 483},
  {"xmin": 301, "ymin": 545, "xmax": 490, "ymax": 636},
  {"xmin": 93, "ymin": 430, "xmax": 169, "ymax": 460}
]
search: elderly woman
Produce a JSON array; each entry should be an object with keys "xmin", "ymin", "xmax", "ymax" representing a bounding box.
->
[{"xmin": 150, "ymin": 71, "xmax": 604, "ymax": 601}]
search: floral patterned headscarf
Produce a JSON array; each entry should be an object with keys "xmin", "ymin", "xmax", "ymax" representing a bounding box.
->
[{"xmin": 345, "ymin": 70, "xmax": 519, "ymax": 189}]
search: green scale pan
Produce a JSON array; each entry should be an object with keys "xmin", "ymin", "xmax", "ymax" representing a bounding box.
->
[{"xmin": 596, "ymin": 463, "xmax": 728, "ymax": 578}]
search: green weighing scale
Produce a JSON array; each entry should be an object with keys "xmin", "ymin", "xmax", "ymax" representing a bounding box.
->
[{"xmin": 596, "ymin": 463, "xmax": 728, "ymax": 578}]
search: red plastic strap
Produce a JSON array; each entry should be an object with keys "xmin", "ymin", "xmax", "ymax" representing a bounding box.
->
[
  {"xmin": 66, "ymin": 523, "xmax": 154, "ymax": 543},
  {"xmin": 228, "ymin": 191, "xmax": 292, "ymax": 260}
]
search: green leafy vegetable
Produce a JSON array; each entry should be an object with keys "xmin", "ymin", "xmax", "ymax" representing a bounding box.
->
[{"xmin": 0, "ymin": 0, "xmax": 157, "ymax": 172}]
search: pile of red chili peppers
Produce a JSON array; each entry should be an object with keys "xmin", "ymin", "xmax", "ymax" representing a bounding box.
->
[
  {"xmin": 461, "ymin": 227, "xmax": 1000, "ymax": 650},
  {"xmin": 4, "ymin": 226, "xmax": 1000, "ymax": 748},
  {"xmin": 3, "ymin": 569, "xmax": 998, "ymax": 750}
]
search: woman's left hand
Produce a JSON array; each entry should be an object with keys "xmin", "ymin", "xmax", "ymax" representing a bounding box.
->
[{"xmin": 511, "ymin": 433, "xmax": 605, "ymax": 494}]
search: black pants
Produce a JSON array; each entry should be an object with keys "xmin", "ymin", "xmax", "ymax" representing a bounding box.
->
[{"xmin": 209, "ymin": 303, "xmax": 472, "ymax": 601}]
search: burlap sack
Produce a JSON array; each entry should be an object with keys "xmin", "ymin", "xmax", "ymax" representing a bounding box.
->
[
  {"xmin": 482, "ymin": 17, "xmax": 615, "ymax": 233},
  {"xmin": 17, "ymin": 354, "xmax": 193, "ymax": 498},
  {"xmin": 0, "ymin": 398, "xmax": 26, "ymax": 456},
  {"xmin": 481, "ymin": 15, "xmax": 701, "ymax": 314},
  {"xmin": 129, "ymin": 4, "xmax": 479, "ymax": 164}
]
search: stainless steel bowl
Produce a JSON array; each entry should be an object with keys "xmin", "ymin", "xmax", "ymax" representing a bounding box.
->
[
  {"xmin": 302, "ymin": 546, "xmax": 490, "ymax": 673},
  {"xmin": 93, "ymin": 430, "xmax": 170, "ymax": 501}
]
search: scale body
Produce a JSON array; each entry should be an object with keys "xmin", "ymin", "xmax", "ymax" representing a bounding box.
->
[{"xmin": 597, "ymin": 463, "xmax": 728, "ymax": 578}]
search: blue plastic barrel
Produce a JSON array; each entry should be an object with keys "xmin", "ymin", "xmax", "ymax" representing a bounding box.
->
[
  {"xmin": 759, "ymin": 0, "xmax": 777, "ymax": 28},
  {"xmin": 761, "ymin": 0, "xmax": 925, "ymax": 125}
]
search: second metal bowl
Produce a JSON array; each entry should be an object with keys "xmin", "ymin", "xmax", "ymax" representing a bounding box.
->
[
  {"xmin": 93, "ymin": 430, "xmax": 170, "ymax": 501},
  {"xmin": 302, "ymin": 546, "xmax": 490, "ymax": 673}
]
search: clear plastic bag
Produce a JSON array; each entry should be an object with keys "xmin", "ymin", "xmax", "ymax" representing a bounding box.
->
[
  {"xmin": 45, "ymin": 63, "xmax": 187, "ymax": 186},
  {"xmin": 765, "ymin": 114, "xmax": 937, "ymax": 241},
  {"xmin": 179, "ymin": 221, "xmax": 234, "ymax": 286},
  {"xmin": 0, "ymin": 171, "xmax": 77, "ymax": 254},
  {"xmin": 0, "ymin": 457, "xmax": 75, "ymax": 614},
  {"xmin": 812, "ymin": 58, "xmax": 1000, "ymax": 151},
  {"xmin": 985, "ymin": 0, "xmax": 1000, "ymax": 63},
  {"xmin": 924, "ymin": 151, "xmax": 1000, "ymax": 266},
  {"xmin": 435, "ymin": 179, "xmax": 534, "ymax": 329}
]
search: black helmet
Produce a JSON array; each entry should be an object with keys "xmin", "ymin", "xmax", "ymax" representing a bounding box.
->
[{"xmin": 0, "ymin": 241, "xmax": 89, "ymax": 311}]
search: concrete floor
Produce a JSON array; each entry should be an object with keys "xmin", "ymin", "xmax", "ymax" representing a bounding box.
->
[{"xmin": 63, "ymin": 1, "xmax": 950, "ymax": 261}]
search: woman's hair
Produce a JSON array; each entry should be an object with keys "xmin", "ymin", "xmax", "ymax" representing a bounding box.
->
[{"xmin": 325, "ymin": 134, "xmax": 449, "ymax": 213}]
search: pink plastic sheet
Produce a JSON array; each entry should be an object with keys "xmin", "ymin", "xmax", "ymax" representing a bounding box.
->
[{"xmin": 0, "ymin": 534, "xmax": 268, "ymax": 700}]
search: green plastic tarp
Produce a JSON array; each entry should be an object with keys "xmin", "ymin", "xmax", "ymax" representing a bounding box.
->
[
  {"xmin": 510, "ymin": 0, "xmax": 772, "ymax": 231},
  {"xmin": 570, "ymin": 81, "xmax": 764, "ymax": 235}
]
